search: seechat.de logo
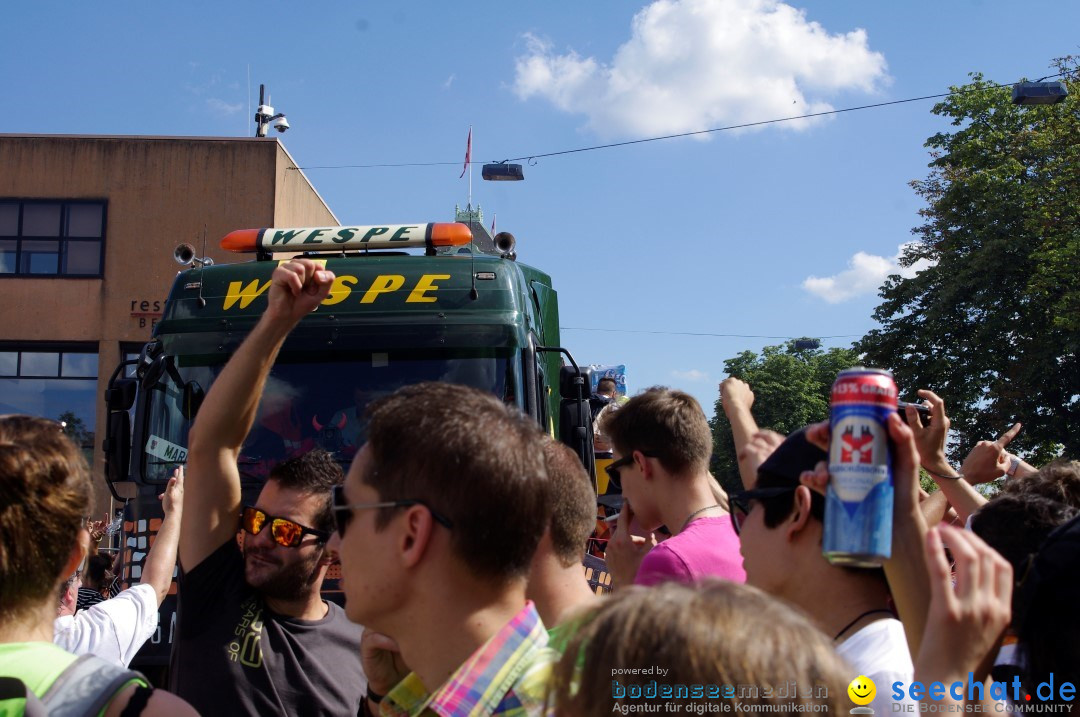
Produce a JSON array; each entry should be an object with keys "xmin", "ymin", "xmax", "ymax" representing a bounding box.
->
[{"xmin": 890, "ymin": 673, "xmax": 1076, "ymax": 712}]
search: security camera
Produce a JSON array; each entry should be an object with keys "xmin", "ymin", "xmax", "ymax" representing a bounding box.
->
[{"xmin": 273, "ymin": 116, "xmax": 290, "ymax": 133}]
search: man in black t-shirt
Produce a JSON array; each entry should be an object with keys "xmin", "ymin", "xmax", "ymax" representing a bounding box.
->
[{"xmin": 170, "ymin": 259, "xmax": 366, "ymax": 716}]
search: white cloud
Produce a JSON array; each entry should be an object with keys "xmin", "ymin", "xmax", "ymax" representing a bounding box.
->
[
  {"xmin": 206, "ymin": 98, "xmax": 243, "ymax": 116},
  {"xmin": 443, "ymin": 74, "xmax": 456, "ymax": 89},
  {"xmin": 513, "ymin": 0, "xmax": 888, "ymax": 139},
  {"xmin": 802, "ymin": 243, "xmax": 934, "ymax": 304},
  {"xmin": 672, "ymin": 369, "xmax": 710, "ymax": 382}
]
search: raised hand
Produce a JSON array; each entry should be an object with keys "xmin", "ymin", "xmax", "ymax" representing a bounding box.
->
[
  {"xmin": 266, "ymin": 258, "xmax": 335, "ymax": 323},
  {"xmin": 605, "ymin": 500, "xmax": 656, "ymax": 588},
  {"xmin": 915, "ymin": 524, "xmax": 1012, "ymax": 693},
  {"xmin": 160, "ymin": 465, "xmax": 185, "ymax": 517},
  {"xmin": 719, "ymin": 377, "xmax": 755, "ymax": 417},
  {"xmin": 961, "ymin": 423, "xmax": 1021, "ymax": 485},
  {"xmin": 906, "ymin": 390, "xmax": 952, "ymax": 476}
]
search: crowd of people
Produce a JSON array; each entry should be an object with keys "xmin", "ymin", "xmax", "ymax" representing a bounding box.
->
[{"xmin": 1, "ymin": 257, "xmax": 1077, "ymax": 716}]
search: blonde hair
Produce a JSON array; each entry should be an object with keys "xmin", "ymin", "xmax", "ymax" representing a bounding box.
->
[{"xmin": 553, "ymin": 580, "xmax": 851, "ymax": 716}]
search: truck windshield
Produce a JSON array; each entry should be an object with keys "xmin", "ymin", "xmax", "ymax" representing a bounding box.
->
[{"xmin": 141, "ymin": 349, "xmax": 517, "ymax": 483}]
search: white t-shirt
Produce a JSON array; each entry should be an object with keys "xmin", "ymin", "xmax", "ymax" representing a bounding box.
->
[
  {"xmin": 836, "ymin": 618, "xmax": 917, "ymax": 715},
  {"xmin": 53, "ymin": 582, "xmax": 158, "ymax": 668}
]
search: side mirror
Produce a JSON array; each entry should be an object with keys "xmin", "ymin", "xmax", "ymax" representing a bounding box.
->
[
  {"xmin": 103, "ymin": 410, "xmax": 132, "ymax": 502},
  {"xmin": 559, "ymin": 365, "xmax": 594, "ymax": 400},
  {"xmin": 105, "ymin": 378, "xmax": 137, "ymax": 412}
]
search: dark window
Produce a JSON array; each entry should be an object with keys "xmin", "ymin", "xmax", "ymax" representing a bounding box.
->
[
  {"xmin": 0, "ymin": 344, "xmax": 100, "ymax": 463},
  {"xmin": 0, "ymin": 200, "xmax": 106, "ymax": 278}
]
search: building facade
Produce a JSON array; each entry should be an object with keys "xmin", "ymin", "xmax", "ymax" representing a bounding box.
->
[{"xmin": 0, "ymin": 134, "xmax": 336, "ymax": 515}]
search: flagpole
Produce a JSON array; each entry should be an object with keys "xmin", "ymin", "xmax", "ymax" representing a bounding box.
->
[{"xmin": 468, "ymin": 124, "xmax": 473, "ymax": 209}]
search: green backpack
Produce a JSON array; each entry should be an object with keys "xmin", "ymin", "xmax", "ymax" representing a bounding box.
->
[{"xmin": 0, "ymin": 653, "xmax": 145, "ymax": 717}]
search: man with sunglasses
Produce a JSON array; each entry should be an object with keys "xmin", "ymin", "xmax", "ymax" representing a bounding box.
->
[
  {"xmin": 329, "ymin": 382, "xmax": 557, "ymax": 717},
  {"xmin": 732, "ymin": 426, "xmax": 916, "ymax": 716},
  {"xmin": 603, "ymin": 387, "xmax": 745, "ymax": 588},
  {"xmin": 171, "ymin": 259, "xmax": 367, "ymax": 716}
]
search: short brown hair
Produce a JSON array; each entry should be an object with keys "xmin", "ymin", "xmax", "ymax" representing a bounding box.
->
[
  {"xmin": 553, "ymin": 580, "xmax": 850, "ymax": 716},
  {"xmin": 542, "ymin": 439, "xmax": 596, "ymax": 568},
  {"xmin": 0, "ymin": 415, "xmax": 92, "ymax": 620},
  {"xmin": 1002, "ymin": 460, "xmax": 1080, "ymax": 508},
  {"xmin": 269, "ymin": 448, "xmax": 344, "ymax": 535},
  {"xmin": 365, "ymin": 382, "xmax": 552, "ymax": 579},
  {"xmin": 602, "ymin": 387, "xmax": 712, "ymax": 475}
]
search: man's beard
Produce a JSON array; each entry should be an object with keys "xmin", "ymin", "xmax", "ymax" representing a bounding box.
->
[{"xmin": 243, "ymin": 545, "xmax": 324, "ymax": 601}]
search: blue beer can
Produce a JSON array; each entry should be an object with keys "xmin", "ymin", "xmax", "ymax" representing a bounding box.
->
[{"xmin": 824, "ymin": 367, "xmax": 897, "ymax": 567}]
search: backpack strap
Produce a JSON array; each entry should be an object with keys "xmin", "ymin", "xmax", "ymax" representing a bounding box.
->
[
  {"xmin": 0, "ymin": 676, "xmax": 49, "ymax": 717},
  {"xmin": 40, "ymin": 654, "xmax": 147, "ymax": 717}
]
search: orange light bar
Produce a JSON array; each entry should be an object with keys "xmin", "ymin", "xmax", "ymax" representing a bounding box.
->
[
  {"xmin": 220, "ymin": 229, "xmax": 260, "ymax": 252},
  {"xmin": 429, "ymin": 222, "xmax": 473, "ymax": 247},
  {"xmin": 220, "ymin": 223, "xmax": 474, "ymax": 254}
]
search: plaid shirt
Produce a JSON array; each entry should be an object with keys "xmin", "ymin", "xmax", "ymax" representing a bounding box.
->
[{"xmin": 379, "ymin": 602, "xmax": 555, "ymax": 717}]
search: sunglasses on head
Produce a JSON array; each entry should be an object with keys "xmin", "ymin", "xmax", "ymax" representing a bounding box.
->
[
  {"xmin": 331, "ymin": 484, "xmax": 454, "ymax": 537},
  {"xmin": 241, "ymin": 506, "xmax": 330, "ymax": 548},
  {"xmin": 729, "ymin": 486, "xmax": 799, "ymax": 536},
  {"xmin": 604, "ymin": 451, "xmax": 661, "ymax": 491}
]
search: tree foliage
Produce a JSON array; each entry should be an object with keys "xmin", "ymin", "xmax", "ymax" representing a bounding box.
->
[
  {"xmin": 710, "ymin": 341, "xmax": 861, "ymax": 494},
  {"xmin": 858, "ymin": 57, "xmax": 1080, "ymax": 464},
  {"xmin": 57, "ymin": 409, "xmax": 95, "ymax": 465}
]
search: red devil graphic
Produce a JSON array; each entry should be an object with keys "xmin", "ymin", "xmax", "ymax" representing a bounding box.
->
[{"xmin": 841, "ymin": 426, "xmax": 874, "ymax": 464}]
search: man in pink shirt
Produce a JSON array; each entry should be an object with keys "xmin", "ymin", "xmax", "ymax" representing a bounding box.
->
[{"xmin": 603, "ymin": 387, "xmax": 745, "ymax": 587}]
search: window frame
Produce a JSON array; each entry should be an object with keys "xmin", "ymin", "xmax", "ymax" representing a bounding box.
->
[
  {"xmin": 0, "ymin": 342, "xmax": 101, "ymax": 380},
  {"xmin": 0, "ymin": 199, "xmax": 108, "ymax": 279}
]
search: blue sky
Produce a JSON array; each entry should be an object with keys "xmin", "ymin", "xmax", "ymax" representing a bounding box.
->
[{"xmin": 5, "ymin": 0, "xmax": 1078, "ymax": 418}]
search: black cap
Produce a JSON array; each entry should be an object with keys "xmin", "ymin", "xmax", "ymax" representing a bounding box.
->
[{"xmin": 756, "ymin": 427, "xmax": 828, "ymax": 489}]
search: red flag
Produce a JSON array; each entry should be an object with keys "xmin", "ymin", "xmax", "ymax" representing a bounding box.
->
[{"xmin": 459, "ymin": 127, "xmax": 472, "ymax": 178}]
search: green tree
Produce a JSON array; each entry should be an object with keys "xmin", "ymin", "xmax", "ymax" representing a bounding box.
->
[
  {"xmin": 858, "ymin": 57, "xmax": 1080, "ymax": 464},
  {"xmin": 709, "ymin": 341, "xmax": 861, "ymax": 495}
]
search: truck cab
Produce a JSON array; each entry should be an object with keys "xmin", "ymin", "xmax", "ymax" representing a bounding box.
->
[{"xmin": 102, "ymin": 220, "xmax": 596, "ymax": 669}]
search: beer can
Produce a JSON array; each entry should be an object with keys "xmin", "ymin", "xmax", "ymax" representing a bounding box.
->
[{"xmin": 823, "ymin": 367, "xmax": 897, "ymax": 567}]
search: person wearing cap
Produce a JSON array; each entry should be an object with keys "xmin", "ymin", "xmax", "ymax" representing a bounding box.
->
[
  {"xmin": 602, "ymin": 387, "xmax": 745, "ymax": 588},
  {"xmin": 732, "ymin": 425, "xmax": 917, "ymax": 716}
]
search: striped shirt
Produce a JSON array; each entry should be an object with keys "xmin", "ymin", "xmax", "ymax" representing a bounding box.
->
[{"xmin": 380, "ymin": 602, "xmax": 555, "ymax": 717}]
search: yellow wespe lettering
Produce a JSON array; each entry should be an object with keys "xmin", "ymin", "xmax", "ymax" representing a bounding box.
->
[
  {"xmin": 224, "ymin": 280, "xmax": 272, "ymax": 310},
  {"xmin": 360, "ymin": 275, "xmax": 406, "ymax": 303},
  {"xmin": 321, "ymin": 275, "xmax": 358, "ymax": 306},
  {"xmin": 406, "ymin": 274, "xmax": 450, "ymax": 303}
]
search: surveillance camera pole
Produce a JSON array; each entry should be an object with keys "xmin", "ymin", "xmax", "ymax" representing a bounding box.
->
[
  {"xmin": 254, "ymin": 83, "xmax": 288, "ymax": 137},
  {"xmin": 255, "ymin": 84, "xmax": 268, "ymax": 137}
]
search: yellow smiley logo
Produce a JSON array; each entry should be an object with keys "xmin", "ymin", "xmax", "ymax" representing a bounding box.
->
[{"xmin": 848, "ymin": 676, "xmax": 876, "ymax": 706}]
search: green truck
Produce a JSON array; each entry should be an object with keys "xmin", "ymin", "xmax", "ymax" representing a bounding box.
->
[{"xmin": 101, "ymin": 219, "xmax": 597, "ymax": 670}]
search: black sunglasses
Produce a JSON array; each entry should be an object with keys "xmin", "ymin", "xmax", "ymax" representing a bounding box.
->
[
  {"xmin": 331, "ymin": 485, "xmax": 454, "ymax": 537},
  {"xmin": 730, "ymin": 486, "xmax": 798, "ymax": 536},
  {"xmin": 604, "ymin": 451, "xmax": 661, "ymax": 491},
  {"xmin": 241, "ymin": 506, "xmax": 330, "ymax": 548}
]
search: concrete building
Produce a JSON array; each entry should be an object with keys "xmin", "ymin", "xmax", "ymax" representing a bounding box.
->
[{"xmin": 0, "ymin": 134, "xmax": 336, "ymax": 515}]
